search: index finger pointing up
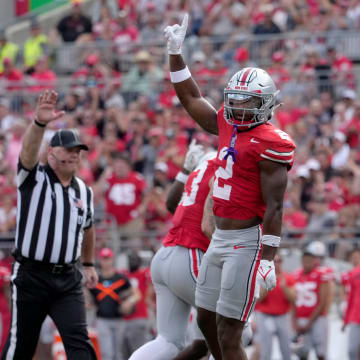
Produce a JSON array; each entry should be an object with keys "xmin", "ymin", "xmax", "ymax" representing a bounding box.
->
[{"xmin": 181, "ymin": 13, "xmax": 188, "ymax": 30}]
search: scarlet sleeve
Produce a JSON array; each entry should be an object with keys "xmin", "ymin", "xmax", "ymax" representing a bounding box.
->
[
  {"xmin": 320, "ymin": 268, "xmax": 333, "ymax": 283},
  {"xmin": 252, "ymin": 138, "xmax": 295, "ymax": 170},
  {"xmin": 344, "ymin": 274, "xmax": 354, "ymax": 325}
]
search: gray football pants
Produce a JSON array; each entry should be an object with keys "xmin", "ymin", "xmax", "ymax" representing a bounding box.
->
[
  {"xmin": 150, "ymin": 245, "xmax": 205, "ymax": 349},
  {"xmin": 348, "ymin": 323, "xmax": 360, "ymax": 360},
  {"xmin": 255, "ymin": 311, "xmax": 292, "ymax": 360}
]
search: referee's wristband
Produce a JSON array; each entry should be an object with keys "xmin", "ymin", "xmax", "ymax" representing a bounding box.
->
[
  {"xmin": 82, "ymin": 262, "xmax": 95, "ymax": 267},
  {"xmin": 261, "ymin": 235, "xmax": 281, "ymax": 248},
  {"xmin": 34, "ymin": 118, "xmax": 46, "ymax": 128}
]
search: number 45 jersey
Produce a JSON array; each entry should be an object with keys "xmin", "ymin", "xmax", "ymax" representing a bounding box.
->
[
  {"xmin": 213, "ymin": 106, "xmax": 296, "ymax": 220},
  {"xmin": 293, "ymin": 266, "xmax": 333, "ymax": 318}
]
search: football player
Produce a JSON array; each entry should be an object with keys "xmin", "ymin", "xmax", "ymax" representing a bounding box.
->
[
  {"xmin": 129, "ymin": 140, "xmax": 216, "ymax": 360},
  {"xmin": 164, "ymin": 14, "xmax": 295, "ymax": 360},
  {"xmin": 291, "ymin": 243, "xmax": 332, "ymax": 360}
]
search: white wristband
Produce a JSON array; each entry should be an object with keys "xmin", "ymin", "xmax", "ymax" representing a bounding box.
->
[
  {"xmin": 170, "ymin": 66, "xmax": 191, "ymax": 83},
  {"xmin": 175, "ymin": 172, "xmax": 189, "ymax": 184},
  {"xmin": 261, "ymin": 235, "xmax": 281, "ymax": 247}
]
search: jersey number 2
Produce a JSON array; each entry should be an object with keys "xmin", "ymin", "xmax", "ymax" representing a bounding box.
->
[{"xmin": 213, "ymin": 147, "xmax": 234, "ymax": 201}]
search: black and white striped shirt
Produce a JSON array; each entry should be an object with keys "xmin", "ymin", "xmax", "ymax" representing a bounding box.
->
[{"xmin": 15, "ymin": 161, "xmax": 94, "ymax": 264}]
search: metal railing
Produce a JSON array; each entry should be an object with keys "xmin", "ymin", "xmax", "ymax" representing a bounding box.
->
[
  {"xmin": 1, "ymin": 226, "xmax": 359, "ymax": 252},
  {"xmin": 50, "ymin": 30, "xmax": 360, "ymax": 74},
  {"xmin": 1, "ymin": 65, "xmax": 359, "ymax": 115}
]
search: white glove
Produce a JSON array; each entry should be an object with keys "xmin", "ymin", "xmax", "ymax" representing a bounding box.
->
[
  {"xmin": 164, "ymin": 14, "xmax": 188, "ymax": 55},
  {"xmin": 183, "ymin": 139, "xmax": 205, "ymax": 172},
  {"xmin": 257, "ymin": 259, "xmax": 276, "ymax": 291}
]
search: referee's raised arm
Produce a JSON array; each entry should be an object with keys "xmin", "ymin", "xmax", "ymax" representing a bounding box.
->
[{"xmin": 20, "ymin": 90, "xmax": 65, "ymax": 170}]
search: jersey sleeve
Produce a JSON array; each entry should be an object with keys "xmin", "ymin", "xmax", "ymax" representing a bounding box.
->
[
  {"xmin": 17, "ymin": 160, "xmax": 40, "ymax": 189},
  {"xmin": 252, "ymin": 129, "xmax": 296, "ymax": 170},
  {"xmin": 319, "ymin": 268, "xmax": 333, "ymax": 283},
  {"xmin": 84, "ymin": 187, "xmax": 94, "ymax": 229}
]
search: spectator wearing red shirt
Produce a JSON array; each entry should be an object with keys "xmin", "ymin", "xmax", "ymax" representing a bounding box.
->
[
  {"xmin": 122, "ymin": 250, "xmax": 152, "ymax": 359},
  {"xmin": 208, "ymin": 52, "xmax": 228, "ymax": 87},
  {"xmin": 0, "ymin": 57, "xmax": 23, "ymax": 91},
  {"xmin": 96, "ymin": 152, "xmax": 146, "ymax": 246},
  {"xmin": 190, "ymin": 51, "xmax": 212, "ymax": 86},
  {"xmin": 266, "ymin": 51, "xmax": 291, "ymax": 89},
  {"xmin": 254, "ymin": 254, "xmax": 296, "ymax": 360},
  {"xmin": 72, "ymin": 53, "xmax": 106, "ymax": 88},
  {"xmin": 282, "ymin": 197, "xmax": 308, "ymax": 239},
  {"xmin": 113, "ymin": 10, "xmax": 139, "ymax": 56},
  {"xmin": 342, "ymin": 100, "xmax": 360, "ymax": 148},
  {"xmin": 327, "ymin": 45, "xmax": 355, "ymax": 90},
  {"xmin": 29, "ymin": 56, "xmax": 57, "ymax": 92},
  {"xmin": 157, "ymin": 120, "xmax": 187, "ymax": 181},
  {"xmin": 158, "ymin": 74, "xmax": 177, "ymax": 108},
  {"xmin": 227, "ymin": 46, "xmax": 255, "ymax": 81},
  {"xmin": 0, "ymin": 192, "xmax": 16, "ymax": 235}
]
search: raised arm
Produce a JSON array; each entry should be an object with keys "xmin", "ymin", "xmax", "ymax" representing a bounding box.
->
[
  {"xmin": 20, "ymin": 90, "xmax": 65, "ymax": 170},
  {"xmin": 165, "ymin": 15, "xmax": 218, "ymax": 135}
]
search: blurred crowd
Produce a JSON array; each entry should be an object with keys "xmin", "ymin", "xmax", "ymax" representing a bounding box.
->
[
  {"xmin": 0, "ymin": 0, "xmax": 360, "ymax": 260},
  {"xmin": 0, "ymin": 0, "xmax": 360, "ymax": 358}
]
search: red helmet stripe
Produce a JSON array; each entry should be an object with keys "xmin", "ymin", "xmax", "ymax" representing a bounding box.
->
[{"xmin": 240, "ymin": 68, "xmax": 252, "ymax": 84}]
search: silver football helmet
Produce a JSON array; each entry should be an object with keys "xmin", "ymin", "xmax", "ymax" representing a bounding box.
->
[{"xmin": 224, "ymin": 67, "xmax": 279, "ymax": 128}]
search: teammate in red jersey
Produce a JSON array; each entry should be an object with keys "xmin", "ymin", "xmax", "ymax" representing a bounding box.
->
[
  {"xmin": 339, "ymin": 249, "xmax": 360, "ymax": 317},
  {"xmin": 291, "ymin": 244, "xmax": 332, "ymax": 360},
  {"xmin": 129, "ymin": 140, "xmax": 217, "ymax": 360},
  {"xmin": 343, "ymin": 256, "xmax": 360, "ymax": 360},
  {"xmin": 164, "ymin": 14, "xmax": 295, "ymax": 360},
  {"xmin": 307, "ymin": 241, "xmax": 335, "ymax": 317}
]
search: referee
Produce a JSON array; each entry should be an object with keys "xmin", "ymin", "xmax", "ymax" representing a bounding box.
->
[{"xmin": 1, "ymin": 90, "xmax": 98, "ymax": 360}]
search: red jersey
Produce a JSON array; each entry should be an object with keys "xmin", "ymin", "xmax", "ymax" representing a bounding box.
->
[
  {"xmin": 163, "ymin": 158, "xmax": 217, "ymax": 253},
  {"xmin": 123, "ymin": 267, "xmax": 150, "ymax": 320},
  {"xmin": 255, "ymin": 272, "xmax": 295, "ymax": 315},
  {"xmin": 344, "ymin": 266, "xmax": 360, "ymax": 325},
  {"xmin": 105, "ymin": 172, "xmax": 146, "ymax": 225},
  {"xmin": 293, "ymin": 266, "xmax": 332, "ymax": 318},
  {"xmin": 341, "ymin": 270, "xmax": 352, "ymax": 296},
  {"xmin": 213, "ymin": 107, "xmax": 295, "ymax": 220}
]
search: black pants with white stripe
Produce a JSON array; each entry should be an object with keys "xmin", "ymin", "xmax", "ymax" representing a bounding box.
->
[{"xmin": 1, "ymin": 261, "xmax": 97, "ymax": 360}]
